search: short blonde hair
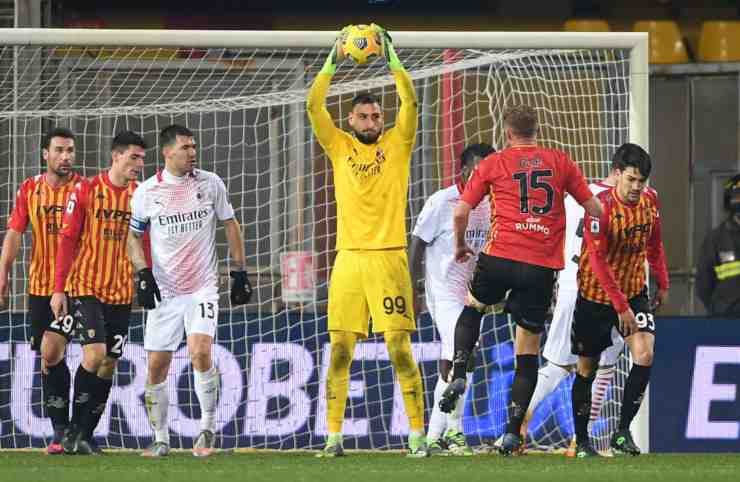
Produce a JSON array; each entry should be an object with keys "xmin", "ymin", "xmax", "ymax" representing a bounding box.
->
[{"xmin": 503, "ymin": 105, "xmax": 538, "ymax": 138}]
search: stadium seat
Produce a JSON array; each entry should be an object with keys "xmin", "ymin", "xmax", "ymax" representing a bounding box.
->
[
  {"xmin": 633, "ymin": 20, "xmax": 689, "ymax": 64},
  {"xmin": 698, "ymin": 21, "xmax": 740, "ymax": 62},
  {"xmin": 564, "ymin": 19, "xmax": 610, "ymax": 32}
]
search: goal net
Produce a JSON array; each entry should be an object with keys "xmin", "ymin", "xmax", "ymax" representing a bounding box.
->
[{"xmin": 0, "ymin": 29, "xmax": 647, "ymax": 452}]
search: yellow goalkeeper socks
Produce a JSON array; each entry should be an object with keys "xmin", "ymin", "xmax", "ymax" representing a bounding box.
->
[
  {"xmin": 384, "ymin": 330, "xmax": 425, "ymax": 433},
  {"xmin": 326, "ymin": 331, "xmax": 358, "ymax": 434}
]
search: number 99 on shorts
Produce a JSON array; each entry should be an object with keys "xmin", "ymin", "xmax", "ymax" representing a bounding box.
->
[{"xmin": 382, "ymin": 296, "xmax": 407, "ymax": 315}]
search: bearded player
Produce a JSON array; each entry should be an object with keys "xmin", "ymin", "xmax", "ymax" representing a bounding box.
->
[{"xmin": 307, "ymin": 24, "xmax": 427, "ymax": 457}]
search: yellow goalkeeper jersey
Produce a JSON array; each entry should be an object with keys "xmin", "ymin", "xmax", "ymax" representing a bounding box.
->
[{"xmin": 307, "ymin": 70, "xmax": 418, "ymax": 250}]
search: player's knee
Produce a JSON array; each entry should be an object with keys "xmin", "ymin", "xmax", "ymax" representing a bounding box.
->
[
  {"xmin": 190, "ymin": 349, "xmax": 212, "ymax": 372},
  {"xmin": 82, "ymin": 344, "xmax": 107, "ymax": 372},
  {"xmin": 147, "ymin": 357, "xmax": 170, "ymax": 385},
  {"xmin": 97, "ymin": 357, "xmax": 118, "ymax": 379},
  {"xmin": 632, "ymin": 347, "xmax": 653, "ymax": 366},
  {"xmin": 576, "ymin": 357, "xmax": 598, "ymax": 378},
  {"xmin": 328, "ymin": 332, "xmax": 356, "ymax": 372},
  {"xmin": 40, "ymin": 334, "xmax": 66, "ymax": 367},
  {"xmin": 329, "ymin": 344, "xmax": 352, "ymax": 371}
]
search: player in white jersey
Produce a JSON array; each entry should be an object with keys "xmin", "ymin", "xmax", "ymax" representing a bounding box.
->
[
  {"xmin": 409, "ymin": 143, "xmax": 494, "ymax": 456},
  {"xmin": 126, "ymin": 125, "xmax": 252, "ymax": 458},
  {"xmin": 521, "ymin": 166, "xmax": 624, "ymax": 452}
]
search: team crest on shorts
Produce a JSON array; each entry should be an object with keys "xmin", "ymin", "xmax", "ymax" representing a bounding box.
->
[{"xmin": 88, "ymin": 329, "xmax": 96, "ymax": 339}]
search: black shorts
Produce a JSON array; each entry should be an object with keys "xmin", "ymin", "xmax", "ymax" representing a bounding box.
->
[
  {"xmin": 572, "ymin": 288, "xmax": 655, "ymax": 358},
  {"xmin": 28, "ymin": 295, "xmax": 75, "ymax": 351},
  {"xmin": 70, "ymin": 296, "xmax": 131, "ymax": 359},
  {"xmin": 468, "ymin": 253, "xmax": 556, "ymax": 334}
]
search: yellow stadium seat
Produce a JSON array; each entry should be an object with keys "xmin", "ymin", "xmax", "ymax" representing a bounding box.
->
[
  {"xmin": 698, "ymin": 21, "xmax": 740, "ymax": 62},
  {"xmin": 633, "ymin": 20, "xmax": 689, "ymax": 64},
  {"xmin": 564, "ymin": 19, "xmax": 610, "ymax": 32}
]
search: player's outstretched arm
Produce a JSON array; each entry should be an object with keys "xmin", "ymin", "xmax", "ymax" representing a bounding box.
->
[
  {"xmin": 582, "ymin": 196, "xmax": 603, "ymax": 219},
  {"xmin": 306, "ymin": 28, "xmax": 348, "ymax": 152},
  {"xmin": 373, "ymin": 24, "xmax": 418, "ymax": 144},
  {"xmin": 0, "ymin": 230, "xmax": 22, "ymax": 308},
  {"xmin": 223, "ymin": 218, "xmax": 252, "ymax": 305},
  {"xmin": 564, "ymin": 154, "xmax": 603, "ymax": 218}
]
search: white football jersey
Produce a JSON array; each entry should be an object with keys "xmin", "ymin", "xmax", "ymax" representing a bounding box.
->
[
  {"xmin": 558, "ymin": 181, "xmax": 612, "ymax": 287},
  {"xmin": 412, "ymin": 184, "xmax": 490, "ymax": 305},
  {"xmin": 130, "ymin": 168, "xmax": 235, "ymax": 298}
]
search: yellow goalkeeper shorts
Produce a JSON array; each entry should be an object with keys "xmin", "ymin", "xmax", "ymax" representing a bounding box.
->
[{"xmin": 328, "ymin": 249, "xmax": 416, "ymax": 337}]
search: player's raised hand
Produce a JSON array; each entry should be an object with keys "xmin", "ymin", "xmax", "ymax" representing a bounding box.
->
[
  {"xmin": 370, "ymin": 23, "xmax": 392, "ymax": 46},
  {"xmin": 230, "ymin": 270, "xmax": 253, "ymax": 306},
  {"xmin": 371, "ymin": 23, "xmax": 402, "ymax": 71},
  {"xmin": 455, "ymin": 244, "xmax": 475, "ymax": 263},
  {"xmin": 618, "ymin": 308, "xmax": 638, "ymax": 337},
  {"xmin": 50, "ymin": 292, "xmax": 68, "ymax": 320},
  {"xmin": 136, "ymin": 268, "xmax": 161, "ymax": 310},
  {"xmin": 320, "ymin": 26, "xmax": 351, "ymax": 75}
]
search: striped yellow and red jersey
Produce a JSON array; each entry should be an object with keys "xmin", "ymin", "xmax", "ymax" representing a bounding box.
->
[
  {"xmin": 578, "ymin": 187, "xmax": 669, "ymax": 313},
  {"xmin": 7, "ymin": 173, "xmax": 81, "ymax": 296},
  {"xmin": 54, "ymin": 172, "xmax": 137, "ymax": 305}
]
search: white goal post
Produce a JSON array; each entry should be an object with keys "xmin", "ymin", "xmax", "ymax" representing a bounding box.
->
[{"xmin": 0, "ymin": 28, "xmax": 649, "ymax": 452}]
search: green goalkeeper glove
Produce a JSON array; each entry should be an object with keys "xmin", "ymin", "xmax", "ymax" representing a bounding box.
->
[
  {"xmin": 320, "ymin": 26, "xmax": 351, "ymax": 75},
  {"xmin": 371, "ymin": 23, "xmax": 403, "ymax": 71}
]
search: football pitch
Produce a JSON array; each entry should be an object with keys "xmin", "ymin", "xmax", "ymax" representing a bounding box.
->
[{"xmin": 1, "ymin": 451, "xmax": 738, "ymax": 482}]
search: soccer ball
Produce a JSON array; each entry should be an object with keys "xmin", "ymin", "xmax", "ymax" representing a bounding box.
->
[{"xmin": 341, "ymin": 24, "xmax": 384, "ymax": 65}]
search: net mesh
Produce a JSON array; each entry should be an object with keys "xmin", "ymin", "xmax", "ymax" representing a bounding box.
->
[{"xmin": 0, "ymin": 40, "xmax": 631, "ymax": 450}]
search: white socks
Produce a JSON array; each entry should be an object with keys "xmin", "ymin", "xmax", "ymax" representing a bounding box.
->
[
  {"xmin": 145, "ymin": 381, "xmax": 169, "ymax": 444},
  {"xmin": 590, "ymin": 366, "xmax": 616, "ymax": 421},
  {"xmin": 427, "ymin": 375, "xmax": 448, "ymax": 441},
  {"xmin": 194, "ymin": 366, "xmax": 219, "ymax": 433},
  {"xmin": 528, "ymin": 363, "xmax": 570, "ymax": 417}
]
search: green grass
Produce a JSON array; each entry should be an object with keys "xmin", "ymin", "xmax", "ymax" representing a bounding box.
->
[{"xmin": 1, "ymin": 451, "xmax": 738, "ymax": 482}]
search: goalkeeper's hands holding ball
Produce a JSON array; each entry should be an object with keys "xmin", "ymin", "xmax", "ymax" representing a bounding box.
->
[
  {"xmin": 370, "ymin": 23, "xmax": 403, "ymax": 71},
  {"xmin": 230, "ymin": 270, "xmax": 253, "ymax": 306},
  {"xmin": 136, "ymin": 268, "xmax": 161, "ymax": 310},
  {"xmin": 320, "ymin": 25, "xmax": 352, "ymax": 75}
]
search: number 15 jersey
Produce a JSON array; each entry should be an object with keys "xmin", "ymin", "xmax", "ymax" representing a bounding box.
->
[{"xmin": 461, "ymin": 145, "xmax": 593, "ymax": 270}]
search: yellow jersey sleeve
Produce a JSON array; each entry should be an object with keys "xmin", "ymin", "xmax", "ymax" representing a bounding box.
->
[
  {"xmin": 306, "ymin": 73, "xmax": 342, "ymax": 157},
  {"xmin": 390, "ymin": 69, "xmax": 418, "ymax": 147}
]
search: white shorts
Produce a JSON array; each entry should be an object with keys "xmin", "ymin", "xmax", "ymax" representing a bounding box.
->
[
  {"xmin": 543, "ymin": 288, "xmax": 624, "ymax": 367},
  {"xmin": 428, "ymin": 299, "xmax": 465, "ymax": 361},
  {"xmin": 144, "ymin": 285, "xmax": 219, "ymax": 352}
]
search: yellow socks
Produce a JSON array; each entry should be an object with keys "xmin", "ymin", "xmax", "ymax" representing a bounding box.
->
[
  {"xmin": 384, "ymin": 330, "xmax": 425, "ymax": 433},
  {"xmin": 326, "ymin": 331, "xmax": 358, "ymax": 434}
]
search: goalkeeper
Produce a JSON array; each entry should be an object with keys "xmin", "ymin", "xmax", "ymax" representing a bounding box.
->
[{"xmin": 307, "ymin": 25, "xmax": 427, "ymax": 457}]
